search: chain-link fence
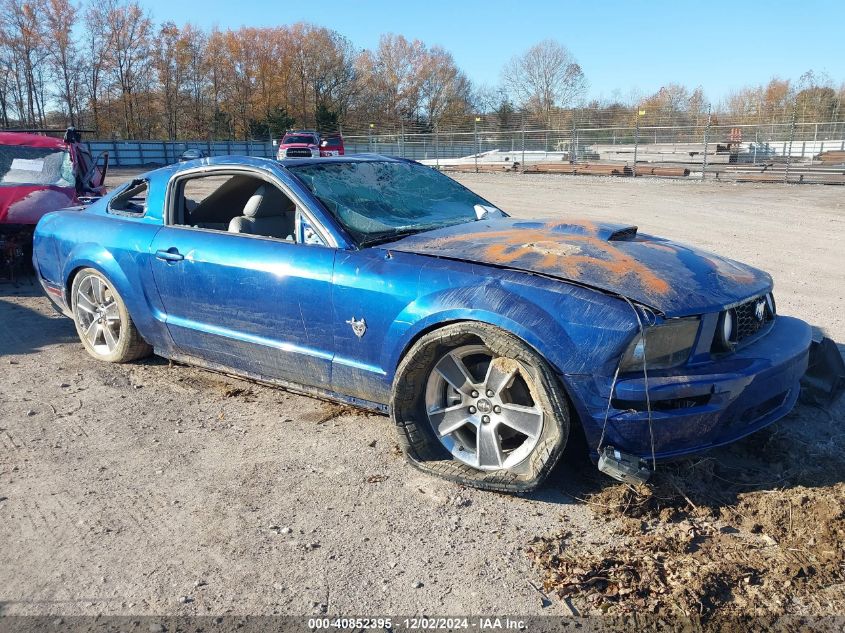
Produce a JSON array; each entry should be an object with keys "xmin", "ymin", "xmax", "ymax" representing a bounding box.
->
[
  {"xmin": 90, "ymin": 102, "xmax": 845, "ymax": 183},
  {"xmin": 340, "ymin": 104, "xmax": 845, "ymax": 183}
]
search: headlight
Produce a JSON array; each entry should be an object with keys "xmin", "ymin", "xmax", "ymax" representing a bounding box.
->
[
  {"xmin": 714, "ymin": 309, "xmax": 736, "ymax": 350},
  {"xmin": 765, "ymin": 293, "xmax": 776, "ymax": 317},
  {"xmin": 619, "ymin": 317, "xmax": 700, "ymax": 372}
]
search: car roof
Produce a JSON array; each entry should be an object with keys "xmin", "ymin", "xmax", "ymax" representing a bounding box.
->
[
  {"xmin": 142, "ymin": 154, "xmax": 406, "ymax": 181},
  {"xmin": 0, "ymin": 131, "xmax": 68, "ymax": 150},
  {"xmin": 278, "ymin": 153, "xmax": 402, "ymax": 168}
]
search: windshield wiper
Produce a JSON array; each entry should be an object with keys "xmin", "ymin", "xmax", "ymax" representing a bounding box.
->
[
  {"xmin": 359, "ymin": 228, "xmax": 427, "ymax": 247},
  {"xmin": 358, "ymin": 220, "xmax": 473, "ymax": 247}
]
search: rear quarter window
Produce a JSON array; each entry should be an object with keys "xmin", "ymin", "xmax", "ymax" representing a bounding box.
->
[{"xmin": 108, "ymin": 179, "xmax": 149, "ymax": 216}]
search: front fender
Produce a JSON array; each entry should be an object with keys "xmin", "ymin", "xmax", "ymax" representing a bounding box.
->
[{"xmin": 384, "ymin": 267, "xmax": 638, "ymax": 380}]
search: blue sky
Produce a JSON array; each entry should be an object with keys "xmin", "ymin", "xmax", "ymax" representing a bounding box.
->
[{"xmin": 141, "ymin": 0, "xmax": 845, "ymax": 104}]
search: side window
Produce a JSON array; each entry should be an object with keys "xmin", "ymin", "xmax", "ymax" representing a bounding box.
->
[
  {"xmin": 108, "ymin": 179, "xmax": 148, "ymax": 216},
  {"xmin": 172, "ymin": 173, "xmax": 325, "ymax": 246}
]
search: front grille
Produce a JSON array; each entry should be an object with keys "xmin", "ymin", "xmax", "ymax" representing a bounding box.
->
[
  {"xmin": 733, "ymin": 295, "xmax": 774, "ymax": 342},
  {"xmin": 285, "ymin": 148, "xmax": 312, "ymax": 158}
]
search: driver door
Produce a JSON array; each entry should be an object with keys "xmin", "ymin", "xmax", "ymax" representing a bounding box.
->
[{"xmin": 148, "ymin": 170, "xmax": 336, "ymax": 387}]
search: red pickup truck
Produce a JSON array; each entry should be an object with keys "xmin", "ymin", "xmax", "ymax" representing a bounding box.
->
[
  {"xmin": 276, "ymin": 131, "xmax": 345, "ymax": 159},
  {"xmin": 276, "ymin": 131, "xmax": 321, "ymax": 159}
]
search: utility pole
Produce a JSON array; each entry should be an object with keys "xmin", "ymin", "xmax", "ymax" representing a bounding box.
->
[
  {"xmin": 702, "ymin": 104, "xmax": 712, "ymax": 181},
  {"xmin": 633, "ymin": 107, "xmax": 644, "ymax": 176},
  {"xmin": 785, "ymin": 102, "xmax": 797, "ymax": 184},
  {"xmin": 474, "ymin": 116, "xmax": 480, "ymax": 173},
  {"xmin": 521, "ymin": 124, "xmax": 525, "ymax": 171}
]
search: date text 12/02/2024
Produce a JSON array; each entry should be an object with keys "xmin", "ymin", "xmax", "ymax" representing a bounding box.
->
[{"xmin": 307, "ymin": 617, "xmax": 527, "ymax": 630}]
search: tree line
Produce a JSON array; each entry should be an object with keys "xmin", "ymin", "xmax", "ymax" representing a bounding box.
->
[{"xmin": 1, "ymin": 0, "xmax": 843, "ymax": 140}]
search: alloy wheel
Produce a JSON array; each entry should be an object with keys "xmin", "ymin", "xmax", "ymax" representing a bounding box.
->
[
  {"xmin": 74, "ymin": 274, "xmax": 123, "ymax": 356},
  {"xmin": 424, "ymin": 344, "xmax": 544, "ymax": 470}
]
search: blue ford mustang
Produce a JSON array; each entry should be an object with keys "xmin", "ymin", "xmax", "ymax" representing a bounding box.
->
[{"xmin": 32, "ymin": 155, "xmax": 811, "ymax": 491}]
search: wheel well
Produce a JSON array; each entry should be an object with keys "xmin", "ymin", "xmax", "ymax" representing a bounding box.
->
[
  {"xmin": 396, "ymin": 318, "xmax": 469, "ymax": 370},
  {"xmin": 396, "ymin": 318, "xmax": 585, "ymax": 439},
  {"xmin": 397, "ymin": 318, "xmax": 554, "ymax": 375},
  {"xmin": 65, "ymin": 266, "xmax": 87, "ymax": 303}
]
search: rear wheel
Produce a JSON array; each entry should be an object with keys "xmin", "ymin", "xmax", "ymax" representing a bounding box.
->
[
  {"xmin": 70, "ymin": 268, "xmax": 151, "ymax": 363},
  {"xmin": 391, "ymin": 322, "xmax": 569, "ymax": 492}
]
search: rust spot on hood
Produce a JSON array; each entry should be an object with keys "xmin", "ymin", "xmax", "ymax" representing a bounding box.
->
[
  {"xmin": 421, "ymin": 222, "xmax": 671, "ymax": 296},
  {"xmin": 383, "ymin": 217, "xmax": 773, "ymax": 315}
]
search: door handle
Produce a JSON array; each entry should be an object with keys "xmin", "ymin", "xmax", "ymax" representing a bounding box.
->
[{"xmin": 155, "ymin": 248, "xmax": 184, "ymax": 262}]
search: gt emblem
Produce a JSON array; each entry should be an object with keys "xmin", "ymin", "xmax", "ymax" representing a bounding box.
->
[
  {"xmin": 755, "ymin": 300, "xmax": 766, "ymax": 322},
  {"xmin": 346, "ymin": 316, "xmax": 367, "ymax": 338}
]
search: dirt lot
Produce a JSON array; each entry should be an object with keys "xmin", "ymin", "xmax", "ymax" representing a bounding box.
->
[{"xmin": 1, "ymin": 170, "xmax": 843, "ymax": 623}]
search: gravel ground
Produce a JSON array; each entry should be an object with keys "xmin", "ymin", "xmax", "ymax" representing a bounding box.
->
[{"xmin": 1, "ymin": 171, "xmax": 843, "ymax": 617}]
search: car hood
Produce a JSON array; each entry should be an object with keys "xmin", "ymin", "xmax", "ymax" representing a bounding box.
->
[
  {"xmin": 281, "ymin": 143, "xmax": 317, "ymax": 149},
  {"xmin": 0, "ymin": 185, "xmax": 76, "ymax": 225},
  {"xmin": 381, "ymin": 218, "xmax": 772, "ymax": 316}
]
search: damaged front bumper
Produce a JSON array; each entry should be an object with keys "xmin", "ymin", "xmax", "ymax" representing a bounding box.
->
[{"xmin": 567, "ymin": 315, "xmax": 812, "ymax": 461}]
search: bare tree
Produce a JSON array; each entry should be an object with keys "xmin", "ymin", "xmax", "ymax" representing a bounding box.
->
[
  {"xmin": 103, "ymin": 0, "xmax": 152, "ymax": 138},
  {"xmin": 180, "ymin": 24, "xmax": 208, "ymax": 138},
  {"xmin": 419, "ymin": 46, "xmax": 471, "ymax": 127},
  {"xmin": 502, "ymin": 39, "xmax": 585, "ymax": 125},
  {"xmin": 43, "ymin": 0, "xmax": 80, "ymax": 125},
  {"xmin": 10, "ymin": 9, "xmax": 839, "ymax": 141},
  {"xmin": 357, "ymin": 33, "xmax": 426, "ymax": 124},
  {"xmin": 154, "ymin": 21, "xmax": 186, "ymax": 139},
  {"xmin": 308, "ymin": 27, "xmax": 358, "ymax": 125},
  {"xmin": 1, "ymin": 0, "xmax": 50, "ymax": 126},
  {"xmin": 80, "ymin": 2, "xmax": 109, "ymax": 134}
]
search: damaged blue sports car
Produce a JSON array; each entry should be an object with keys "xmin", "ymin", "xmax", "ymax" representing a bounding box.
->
[{"xmin": 33, "ymin": 155, "xmax": 812, "ymax": 491}]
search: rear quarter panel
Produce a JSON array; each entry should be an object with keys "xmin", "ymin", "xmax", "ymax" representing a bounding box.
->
[{"xmin": 33, "ymin": 202, "xmax": 172, "ymax": 354}]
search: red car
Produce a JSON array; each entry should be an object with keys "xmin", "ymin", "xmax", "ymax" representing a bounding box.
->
[
  {"xmin": 276, "ymin": 131, "xmax": 321, "ymax": 159},
  {"xmin": 0, "ymin": 128, "xmax": 107, "ymax": 235},
  {"xmin": 320, "ymin": 134, "xmax": 345, "ymax": 157}
]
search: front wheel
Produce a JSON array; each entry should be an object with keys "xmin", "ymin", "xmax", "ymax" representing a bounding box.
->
[
  {"xmin": 391, "ymin": 322, "xmax": 569, "ymax": 493},
  {"xmin": 70, "ymin": 268, "xmax": 151, "ymax": 363}
]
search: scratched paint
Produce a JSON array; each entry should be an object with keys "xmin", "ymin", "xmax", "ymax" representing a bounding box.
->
[{"xmin": 385, "ymin": 217, "xmax": 772, "ymax": 316}]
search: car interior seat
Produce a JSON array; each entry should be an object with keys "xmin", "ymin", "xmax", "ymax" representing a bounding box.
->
[{"xmin": 228, "ymin": 184, "xmax": 295, "ymax": 240}]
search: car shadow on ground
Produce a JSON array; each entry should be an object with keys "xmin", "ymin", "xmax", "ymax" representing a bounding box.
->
[{"xmin": 0, "ymin": 294, "xmax": 76, "ymax": 356}]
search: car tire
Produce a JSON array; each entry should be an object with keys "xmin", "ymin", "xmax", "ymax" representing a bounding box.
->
[
  {"xmin": 391, "ymin": 322, "xmax": 569, "ymax": 493},
  {"xmin": 70, "ymin": 268, "xmax": 151, "ymax": 363}
]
